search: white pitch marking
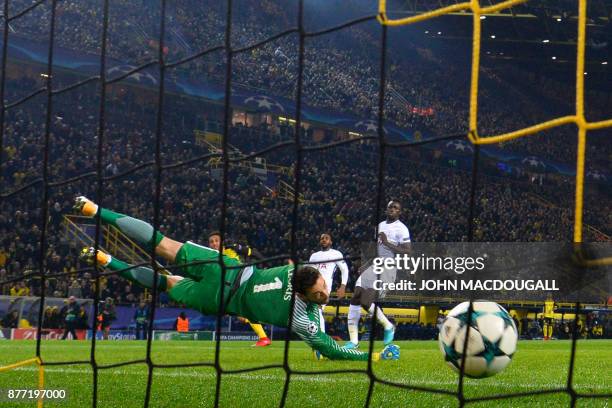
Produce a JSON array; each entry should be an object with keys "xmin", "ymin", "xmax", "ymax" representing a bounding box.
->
[{"xmin": 6, "ymin": 366, "xmax": 610, "ymax": 391}]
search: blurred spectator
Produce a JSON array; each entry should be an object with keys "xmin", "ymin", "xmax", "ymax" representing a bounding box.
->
[
  {"xmin": 97, "ymin": 298, "xmax": 116, "ymax": 339},
  {"xmin": 0, "ymin": 310, "xmax": 18, "ymax": 328},
  {"xmin": 61, "ymin": 295, "xmax": 81, "ymax": 339},
  {"xmin": 134, "ymin": 301, "xmax": 150, "ymax": 340},
  {"xmin": 10, "ymin": 281, "xmax": 30, "ymax": 297},
  {"xmin": 67, "ymin": 279, "xmax": 83, "ymax": 299}
]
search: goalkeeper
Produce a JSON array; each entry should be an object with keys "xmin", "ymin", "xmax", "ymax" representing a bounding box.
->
[{"xmin": 73, "ymin": 197, "xmax": 399, "ymax": 361}]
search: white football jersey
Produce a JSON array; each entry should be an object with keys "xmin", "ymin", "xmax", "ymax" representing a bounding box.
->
[
  {"xmin": 377, "ymin": 219, "xmax": 410, "ymax": 258},
  {"xmin": 309, "ymin": 248, "xmax": 349, "ymax": 291}
]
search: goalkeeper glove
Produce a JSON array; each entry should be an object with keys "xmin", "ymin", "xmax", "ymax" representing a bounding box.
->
[
  {"xmin": 374, "ymin": 344, "xmax": 400, "ymax": 361},
  {"xmin": 313, "ymin": 350, "xmax": 328, "ymax": 361},
  {"xmin": 227, "ymin": 243, "xmax": 252, "ymax": 258}
]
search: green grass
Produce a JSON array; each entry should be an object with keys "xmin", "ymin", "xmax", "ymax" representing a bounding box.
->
[{"xmin": 0, "ymin": 340, "xmax": 610, "ymax": 407}]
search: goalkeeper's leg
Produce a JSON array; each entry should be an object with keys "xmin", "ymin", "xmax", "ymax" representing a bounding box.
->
[
  {"xmin": 74, "ymin": 196, "xmax": 183, "ymax": 262},
  {"xmin": 81, "ymin": 247, "xmax": 170, "ymax": 291},
  {"xmin": 81, "ymin": 247, "xmax": 218, "ymax": 316}
]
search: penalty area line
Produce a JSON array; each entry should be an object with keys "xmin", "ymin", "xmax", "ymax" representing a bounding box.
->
[{"xmin": 8, "ymin": 366, "xmax": 610, "ymax": 391}]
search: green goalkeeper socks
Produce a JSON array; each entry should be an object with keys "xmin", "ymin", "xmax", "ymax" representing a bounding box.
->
[
  {"xmin": 106, "ymin": 256, "xmax": 168, "ymax": 291},
  {"xmin": 99, "ymin": 208, "xmax": 165, "ymax": 251}
]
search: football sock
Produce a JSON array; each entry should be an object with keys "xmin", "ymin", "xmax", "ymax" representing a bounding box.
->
[
  {"xmin": 369, "ymin": 303, "xmax": 393, "ymax": 330},
  {"xmin": 249, "ymin": 323, "xmax": 267, "ymax": 340},
  {"xmin": 102, "ymin": 255, "xmax": 167, "ymax": 291},
  {"xmin": 347, "ymin": 304, "xmax": 361, "ymax": 344}
]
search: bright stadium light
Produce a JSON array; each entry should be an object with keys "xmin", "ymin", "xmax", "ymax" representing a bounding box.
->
[
  {"xmin": 552, "ymin": 56, "xmax": 557, "ymax": 60},
  {"xmin": 480, "ymin": 15, "xmax": 486, "ymax": 20},
  {"xmin": 490, "ymin": 35, "xmax": 496, "ymax": 39},
  {"xmin": 557, "ymin": 18, "xmax": 562, "ymax": 22},
  {"xmin": 542, "ymin": 39, "xmax": 550, "ymax": 43},
  {"xmin": 437, "ymin": 31, "xmax": 442, "ymax": 35},
  {"xmin": 602, "ymin": 61, "xmax": 608, "ymax": 65}
]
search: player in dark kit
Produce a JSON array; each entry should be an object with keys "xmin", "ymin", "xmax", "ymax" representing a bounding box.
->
[
  {"xmin": 73, "ymin": 196, "xmax": 399, "ymax": 361},
  {"xmin": 134, "ymin": 301, "xmax": 149, "ymax": 340},
  {"xmin": 97, "ymin": 298, "xmax": 116, "ymax": 340},
  {"xmin": 61, "ymin": 296, "xmax": 81, "ymax": 340}
]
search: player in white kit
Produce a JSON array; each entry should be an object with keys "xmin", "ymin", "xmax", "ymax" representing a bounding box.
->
[
  {"xmin": 345, "ymin": 200, "xmax": 411, "ymax": 349},
  {"xmin": 309, "ymin": 233, "xmax": 349, "ymax": 332}
]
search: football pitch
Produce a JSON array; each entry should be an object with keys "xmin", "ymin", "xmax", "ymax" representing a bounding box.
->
[{"xmin": 0, "ymin": 340, "xmax": 609, "ymax": 407}]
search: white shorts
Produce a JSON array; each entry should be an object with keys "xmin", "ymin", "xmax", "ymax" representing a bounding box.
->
[{"xmin": 355, "ymin": 263, "xmax": 397, "ymax": 290}]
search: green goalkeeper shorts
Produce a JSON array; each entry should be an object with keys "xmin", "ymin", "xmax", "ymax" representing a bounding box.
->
[
  {"xmin": 168, "ymin": 241, "xmax": 242, "ymax": 315},
  {"xmin": 173, "ymin": 241, "xmax": 242, "ymax": 281}
]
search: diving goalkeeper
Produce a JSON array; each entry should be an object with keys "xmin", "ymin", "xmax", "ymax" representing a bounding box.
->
[{"xmin": 73, "ymin": 197, "xmax": 399, "ymax": 361}]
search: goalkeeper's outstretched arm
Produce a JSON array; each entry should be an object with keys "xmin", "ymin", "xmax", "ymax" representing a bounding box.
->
[
  {"xmin": 291, "ymin": 268, "xmax": 399, "ymax": 361},
  {"xmin": 291, "ymin": 307, "xmax": 399, "ymax": 361},
  {"xmin": 291, "ymin": 301, "xmax": 369, "ymax": 361}
]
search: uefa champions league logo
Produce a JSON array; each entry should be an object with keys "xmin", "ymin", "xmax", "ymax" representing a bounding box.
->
[
  {"xmin": 244, "ymin": 95, "xmax": 285, "ymax": 112},
  {"xmin": 354, "ymin": 120, "xmax": 387, "ymax": 134},
  {"xmin": 107, "ymin": 64, "xmax": 158, "ymax": 85},
  {"xmin": 521, "ymin": 156, "xmax": 546, "ymax": 169},
  {"xmin": 445, "ymin": 139, "xmax": 474, "ymax": 153},
  {"xmin": 587, "ymin": 170, "xmax": 607, "ymax": 181}
]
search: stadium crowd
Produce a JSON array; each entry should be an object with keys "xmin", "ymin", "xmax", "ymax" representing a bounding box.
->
[
  {"xmin": 0, "ymin": 76, "xmax": 608, "ymax": 303},
  {"xmin": 8, "ymin": 0, "xmax": 610, "ymax": 165}
]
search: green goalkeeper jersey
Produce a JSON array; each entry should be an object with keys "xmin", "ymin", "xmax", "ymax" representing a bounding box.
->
[
  {"xmin": 228, "ymin": 265, "xmax": 369, "ymax": 361},
  {"xmin": 168, "ymin": 242, "xmax": 369, "ymax": 360}
]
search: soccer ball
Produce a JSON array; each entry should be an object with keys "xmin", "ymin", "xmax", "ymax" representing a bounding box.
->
[{"xmin": 438, "ymin": 301, "xmax": 518, "ymax": 378}]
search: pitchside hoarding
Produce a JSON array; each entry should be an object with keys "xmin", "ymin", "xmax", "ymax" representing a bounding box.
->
[
  {"xmin": 11, "ymin": 329, "xmax": 86, "ymax": 340},
  {"xmin": 151, "ymin": 331, "xmax": 260, "ymax": 341}
]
